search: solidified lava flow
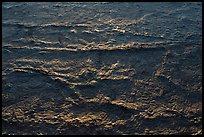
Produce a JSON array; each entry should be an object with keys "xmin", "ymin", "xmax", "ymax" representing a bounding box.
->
[{"xmin": 2, "ymin": 2, "xmax": 202, "ymax": 135}]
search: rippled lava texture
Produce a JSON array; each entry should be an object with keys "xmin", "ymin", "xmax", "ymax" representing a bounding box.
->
[{"xmin": 2, "ymin": 2, "xmax": 202, "ymax": 135}]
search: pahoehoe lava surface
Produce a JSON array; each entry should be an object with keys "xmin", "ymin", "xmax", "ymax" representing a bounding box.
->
[{"xmin": 2, "ymin": 2, "xmax": 202, "ymax": 135}]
